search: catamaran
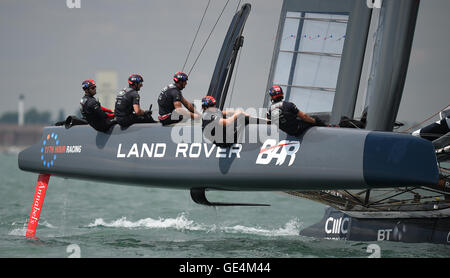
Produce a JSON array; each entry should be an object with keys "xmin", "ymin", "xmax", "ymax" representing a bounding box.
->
[{"xmin": 18, "ymin": 0, "xmax": 449, "ymax": 244}]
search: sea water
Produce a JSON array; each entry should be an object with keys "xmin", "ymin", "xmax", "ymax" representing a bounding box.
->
[{"xmin": 0, "ymin": 154, "xmax": 448, "ymax": 258}]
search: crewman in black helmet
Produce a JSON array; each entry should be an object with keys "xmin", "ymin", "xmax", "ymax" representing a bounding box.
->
[
  {"xmin": 157, "ymin": 72, "xmax": 200, "ymax": 125},
  {"xmin": 201, "ymin": 95, "xmax": 249, "ymax": 147},
  {"xmin": 412, "ymin": 107, "xmax": 450, "ymax": 141},
  {"xmin": 266, "ymin": 85, "xmax": 325, "ymax": 136},
  {"xmin": 115, "ymin": 73, "xmax": 156, "ymax": 128},
  {"xmin": 79, "ymin": 79, "xmax": 116, "ymax": 132}
]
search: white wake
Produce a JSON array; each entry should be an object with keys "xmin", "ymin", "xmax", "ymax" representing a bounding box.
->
[
  {"xmin": 87, "ymin": 213, "xmax": 301, "ymax": 237},
  {"xmin": 9, "ymin": 220, "xmax": 57, "ymax": 236}
]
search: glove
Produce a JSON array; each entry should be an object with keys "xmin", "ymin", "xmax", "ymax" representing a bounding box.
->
[
  {"xmin": 312, "ymin": 116, "xmax": 326, "ymax": 127},
  {"xmin": 105, "ymin": 112, "xmax": 115, "ymax": 119},
  {"xmin": 101, "ymin": 106, "xmax": 114, "ymax": 113}
]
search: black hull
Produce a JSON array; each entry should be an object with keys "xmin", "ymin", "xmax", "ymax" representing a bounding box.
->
[{"xmin": 300, "ymin": 207, "xmax": 450, "ymax": 244}]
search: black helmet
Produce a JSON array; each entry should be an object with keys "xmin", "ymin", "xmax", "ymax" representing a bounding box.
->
[
  {"xmin": 128, "ymin": 74, "xmax": 144, "ymax": 86},
  {"xmin": 173, "ymin": 72, "xmax": 188, "ymax": 83}
]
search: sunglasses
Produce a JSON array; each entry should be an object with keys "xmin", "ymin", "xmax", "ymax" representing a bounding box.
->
[{"xmin": 89, "ymin": 86, "xmax": 96, "ymax": 90}]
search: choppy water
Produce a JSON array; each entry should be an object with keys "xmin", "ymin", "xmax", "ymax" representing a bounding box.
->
[{"xmin": 1, "ymin": 153, "xmax": 449, "ymax": 258}]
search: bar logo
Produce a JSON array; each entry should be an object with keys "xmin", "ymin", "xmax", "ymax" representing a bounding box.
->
[{"xmin": 256, "ymin": 139, "xmax": 300, "ymax": 166}]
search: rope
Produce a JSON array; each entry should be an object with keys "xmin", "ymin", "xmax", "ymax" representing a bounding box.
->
[
  {"xmin": 227, "ymin": 0, "xmax": 243, "ymax": 108},
  {"xmin": 188, "ymin": 0, "xmax": 231, "ymax": 76},
  {"xmin": 340, "ymin": 119, "xmax": 362, "ymax": 129},
  {"xmin": 413, "ymin": 132, "xmax": 450, "ymax": 139},
  {"xmin": 182, "ymin": 0, "xmax": 211, "ymax": 72},
  {"xmin": 235, "ymin": 0, "xmax": 242, "ymax": 13},
  {"xmin": 399, "ymin": 103, "xmax": 450, "ymax": 133}
]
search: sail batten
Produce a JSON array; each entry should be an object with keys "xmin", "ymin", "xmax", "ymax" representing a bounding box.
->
[
  {"xmin": 276, "ymin": 84, "xmax": 336, "ymax": 92},
  {"xmin": 285, "ymin": 16, "xmax": 348, "ymax": 24}
]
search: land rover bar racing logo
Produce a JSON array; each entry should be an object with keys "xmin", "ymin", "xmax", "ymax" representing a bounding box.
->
[{"xmin": 256, "ymin": 139, "xmax": 300, "ymax": 166}]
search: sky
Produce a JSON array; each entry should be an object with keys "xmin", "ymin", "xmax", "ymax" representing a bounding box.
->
[{"xmin": 0, "ymin": 0, "xmax": 449, "ymax": 126}]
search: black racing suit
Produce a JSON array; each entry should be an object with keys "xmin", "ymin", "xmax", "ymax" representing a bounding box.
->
[
  {"xmin": 157, "ymin": 84, "xmax": 184, "ymax": 126},
  {"xmin": 417, "ymin": 116, "xmax": 450, "ymax": 141},
  {"xmin": 267, "ymin": 100, "xmax": 315, "ymax": 136},
  {"xmin": 202, "ymin": 108, "xmax": 244, "ymax": 147},
  {"xmin": 115, "ymin": 87, "xmax": 155, "ymax": 128},
  {"xmin": 202, "ymin": 108, "xmax": 224, "ymax": 144},
  {"xmin": 80, "ymin": 94, "xmax": 115, "ymax": 132}
]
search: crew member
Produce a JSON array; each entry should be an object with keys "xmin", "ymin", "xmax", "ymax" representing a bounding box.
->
[
  {"xmin": 115, "ymin": 74, "xmax": 155, "ymax": 128},
  {"xmin": 80, "ymin": 79, "xmax": 116, "ymax": 132},
  {"xmin": 412, "ymin": 107, "xmax": 450, "ymax": 141},
  {"xmin": 157, "ymin": 72, "xmax": 199, "ymax": 125},
  {"xmin": 266, "ymin": 85, "xmax": 325, "ymax": 136},
  {"xmin": 201, "ymin": 95, "xmax": 249, "ymax": 146}
]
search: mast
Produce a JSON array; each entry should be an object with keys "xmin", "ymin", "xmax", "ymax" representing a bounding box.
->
[
  {"xmin": 207, "ymin": 4, "xmax": 251, "ymax": 110},
  {"xmin": 330, "ymin": 1, "xmax": 372, "ymax": 125},
  {"xmin": 365, "ymin": 0, "xmax": 420, "ymax": 131}
]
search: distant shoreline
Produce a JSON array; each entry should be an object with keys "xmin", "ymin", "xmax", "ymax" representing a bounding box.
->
[
  {"xmin": 0, "ymin": 146, "xmax": 26, "ymax": 155},
  {"xmin": 0, "ymin": 124, "xmax": 44, "ymax": 154}
]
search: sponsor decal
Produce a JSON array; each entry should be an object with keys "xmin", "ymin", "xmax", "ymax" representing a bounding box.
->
[
  {"xmin": 28, "ymin": 176, "xmax": 48, "ymax": 227},
  {"xmin": 26, "ymin": 174, "xmax": 50, "ymax": 238},
  {"xmin": 40, "ymin": 132, "xmax": 82, "ymax": 168},
  {"xmin": 325, "ymin": 216, "xmax": 349, "ymax": 236},
  {"xmin": 116, "ymin": 143, "xmax": 242, "ymax": 159},
  {"xmin": 392, "ymin": 221, "xmax": 407, "ymax": 241},
  {"xmin": 377, "ymin": 229, "xmax": 393, "ymax": 241},
  {"xmin": 256, "ymin": 139, "xmax": 300, "ymax": 166}
]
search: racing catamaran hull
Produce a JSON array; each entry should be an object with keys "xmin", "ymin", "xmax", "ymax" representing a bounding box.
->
[
  {"xmin": 300, "ymin": 207, "xmax": 450, "ymax": 244},
  {"xmin": 18, "ymin": 123, "xmax": 438, "ymax": 191}
]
